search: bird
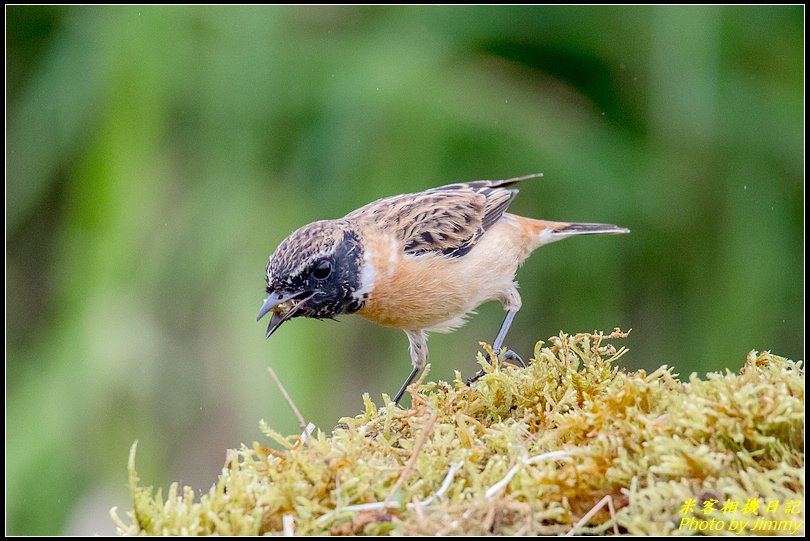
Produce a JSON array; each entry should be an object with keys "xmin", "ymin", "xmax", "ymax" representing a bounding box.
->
[{"xmin": 257, "ymin": 174, "xmax": 629, "ymax": 404}]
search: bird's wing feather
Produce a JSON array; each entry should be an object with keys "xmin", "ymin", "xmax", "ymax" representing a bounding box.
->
[{"xmin": 346, "ymin": 175, "xmax": 539, "ymax": 258}]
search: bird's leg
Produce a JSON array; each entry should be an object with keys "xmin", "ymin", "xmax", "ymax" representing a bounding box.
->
[
  {"xmin": 492, "ymin": 308, "xmax": 517, "ymax": 353},
  {"xmin": 494, "ymin": 309, "xmax": 525, "ymax": 369},
  {"xmin": 393, "ymin": 366, "xmax": 420, "ymax": 405},
  {"xmin": 466, "ymin": 308, "xmax": 522, "ymax": 385},
  {"xmin": 394, "ymin": 330, "xmax": 428, "ymax": 405}
]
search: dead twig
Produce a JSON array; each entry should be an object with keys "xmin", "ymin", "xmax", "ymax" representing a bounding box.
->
[
  {"xmin": 383, "ymin": 407, "xmax": 439, "ymax": 508},
  {"xmin": 267, "ymin": 366, "xmax": 307, "ymax": 430},
  {"xmin": 566, "ymin": 494, "xmax": 619, "ymax": 536},
  {"xmin": 282, "ymin": 514, "xmax": 295, "ymax": 536}
]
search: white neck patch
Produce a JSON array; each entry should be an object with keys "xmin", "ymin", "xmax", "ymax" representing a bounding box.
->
[{"xmin": 353, "ymin": 248, "xmax": 376, "ymax": 302}]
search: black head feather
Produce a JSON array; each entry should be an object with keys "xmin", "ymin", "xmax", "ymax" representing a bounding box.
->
[{"xmin": 265, "ymin": 221, "xmax": 364, "ymax": 320}]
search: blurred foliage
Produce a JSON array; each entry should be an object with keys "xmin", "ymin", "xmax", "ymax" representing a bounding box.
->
[{"xmin": 5, "ymin": 5, "xmax": 803, "ymax": 535}]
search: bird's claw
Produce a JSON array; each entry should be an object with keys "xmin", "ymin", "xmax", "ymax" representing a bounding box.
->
[
  {"xmin": 466, "ymin": 348, "xmax": 526, "ymax": 386},
  {"xmin": 465, "ymin": 369, "xmax": 486, "ymax": 386},
  {"xmin": 502, "ymin": 349, "xmax": 525, "ymax": 368}
]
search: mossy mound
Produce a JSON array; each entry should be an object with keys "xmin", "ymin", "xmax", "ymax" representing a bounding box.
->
[{"xmin": 112, "ymin": 332, "xmax": 804, "ymax": 535}]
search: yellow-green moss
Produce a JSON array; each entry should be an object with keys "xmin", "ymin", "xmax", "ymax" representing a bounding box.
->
[{"xmin": 111, "ymin": 331, "xmax": 804, "ymax": 535}]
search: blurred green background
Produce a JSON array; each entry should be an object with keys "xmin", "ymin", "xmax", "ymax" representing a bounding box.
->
[{"xmin": 6, "ymin": 5, "xmax": 803, "ymax": 535}]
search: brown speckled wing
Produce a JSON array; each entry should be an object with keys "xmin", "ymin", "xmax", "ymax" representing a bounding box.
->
[{"xmin": 347, "ymin": 176, "xmax": 535, "ymax": 258}]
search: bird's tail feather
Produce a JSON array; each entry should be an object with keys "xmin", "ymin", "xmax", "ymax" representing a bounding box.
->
[{"xmin": 514, "ymin": 216, "xmax": 630, "ymax": 251}]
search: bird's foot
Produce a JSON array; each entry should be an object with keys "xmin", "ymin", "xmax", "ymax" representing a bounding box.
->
[
  {"xmin": 465, "ymin": 348, "xmax": 525, "ymax": 386},
  {"xmin": 502, "ymin": 349, "xmax": 525, "ymax": 368},
  {"xmin": 465, "ymin": 369, "xmax": 486, "ymax": 386}
]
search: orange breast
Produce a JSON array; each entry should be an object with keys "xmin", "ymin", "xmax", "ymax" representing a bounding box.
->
[
  {"xmin": 358, "ymin": 251, "xmax": 469, "ymax": 330},
  {"xmin": 357, "ymin": 220, "xmax": 532, "ymax": 332}
]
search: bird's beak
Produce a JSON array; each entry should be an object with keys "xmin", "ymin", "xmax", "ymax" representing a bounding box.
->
[{"xmin": 256, "ymin": 290, "xmax": 313, "ymax": 339}]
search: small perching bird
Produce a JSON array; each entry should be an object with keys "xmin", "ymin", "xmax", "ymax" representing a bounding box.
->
[{"xmin": 258, "ymin": 174, "xmax": 629, "ymax": 403}]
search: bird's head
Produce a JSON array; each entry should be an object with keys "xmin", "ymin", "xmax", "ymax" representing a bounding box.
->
[{"xmin": 257, "ymin": 220, "xmax": 366, "ymax": 338}]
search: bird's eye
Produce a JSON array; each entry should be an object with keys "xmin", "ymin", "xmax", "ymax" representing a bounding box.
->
[{"xmin": 312, "ymin": 260, "xmax": 332, "ymax": 280}]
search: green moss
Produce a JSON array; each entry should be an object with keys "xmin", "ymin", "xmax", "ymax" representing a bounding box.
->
[{"xmin": 112, "ymin": 331, "xmax": 804, "ymax": 535}]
